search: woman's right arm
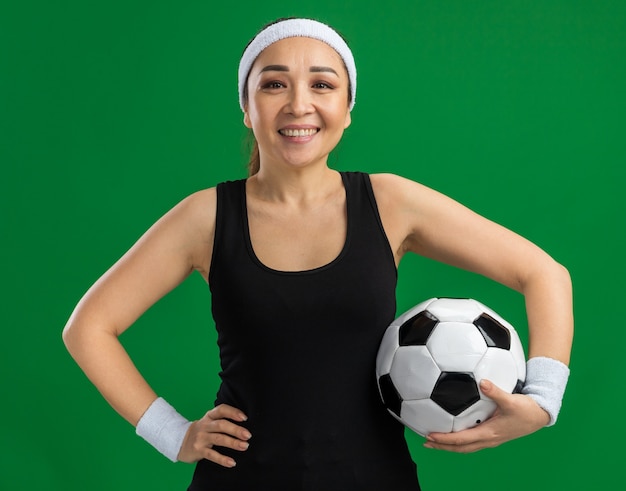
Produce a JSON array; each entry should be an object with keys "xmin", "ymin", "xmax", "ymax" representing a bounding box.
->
[{"xmin": 62, "ymin": 188, "xmax": 251, "ymax": 465}]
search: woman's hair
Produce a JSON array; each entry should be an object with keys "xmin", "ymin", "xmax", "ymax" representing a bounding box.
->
[
  {"xmin": 246, "ymin": 133, "xmax": 261, "ymax": 176},
  {"xmin": 241, "ymin": 18, "xmax": 353, "ymax": 176}
]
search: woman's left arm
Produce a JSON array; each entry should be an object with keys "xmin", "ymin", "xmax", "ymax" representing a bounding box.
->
[{"xmin": 371, "ymin": 173, "xmax": 573, "ymax": 452}]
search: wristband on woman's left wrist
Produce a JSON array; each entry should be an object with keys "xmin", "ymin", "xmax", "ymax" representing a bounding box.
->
[{"xmin": 522, "ymin": 356, "xmax": 570, "ymax": 426}]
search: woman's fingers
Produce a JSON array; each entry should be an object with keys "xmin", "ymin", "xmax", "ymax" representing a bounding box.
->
[
  {"xmin": 200, "ymin": 416, "xmax": 252, "ymax": 444},
  {"xmin": 177, "ymin": 404, "xmax": 252, "ymax": 466},
  {"xmin": 207, "ymin": 403, "xmax": 248, "ymax": 422},
  {"xmin": 423, "ymin": 380, "xmax": 549, "ymax": 453},
  {"xmin": 201, "ymin": 447, "xmax": 239, "ymax": 468}
]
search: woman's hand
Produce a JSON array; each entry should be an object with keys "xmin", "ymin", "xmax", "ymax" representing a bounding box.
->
[
  {"xmin": 177, "ymin": 404, "xmax": 252, "ymax": 467},
  {"xmin": 423, "ymin": 379, "xmax": 550, "ymax": 453}
]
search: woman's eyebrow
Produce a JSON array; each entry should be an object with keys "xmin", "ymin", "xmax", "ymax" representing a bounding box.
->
[
  {"xmin": 260, "ymin": 64, "xmax": 289, "ymax": 73},
  {"xmin": 310, "ymin": 66, "xmax": 339, "ymax": 75},
  {"xmin": 259, "ymin": 65, "xmax": 339, "ymax": 75}
]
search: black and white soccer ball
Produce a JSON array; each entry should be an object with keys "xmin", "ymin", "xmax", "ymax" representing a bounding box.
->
[{"xmin": 376, "ymin": 297, "xmax": 526, "ymax": 436}]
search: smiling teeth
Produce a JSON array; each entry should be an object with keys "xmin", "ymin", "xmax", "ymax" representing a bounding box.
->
[{"xmin": 280, "ymin": 128, "xmax": 318, "ymax": 137}]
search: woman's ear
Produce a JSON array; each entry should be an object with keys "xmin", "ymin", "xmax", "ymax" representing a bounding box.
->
[
  {"xmin": 344, "ymin": 109, "xmax": 351, "ymax": 129},
  {"xmin": 243, "ymin": 108, "xmax": 252, "ymax": 129}
]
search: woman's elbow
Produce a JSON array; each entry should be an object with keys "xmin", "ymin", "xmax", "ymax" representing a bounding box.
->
[
  {"xmin": 62, "ymin": 318, "xmax": 83, "ymax": 358},
  {"xmin": 62, "ymin": 314, "xmax": 106, "ymax": 358}
]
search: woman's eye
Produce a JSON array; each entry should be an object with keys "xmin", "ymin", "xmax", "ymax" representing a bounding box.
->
[
  {"xmin": 313, "ymin": 82, "xmax": 334, "ymax": 89},
  {"xmin": 263, "ymin": 81, "xmax": 285, "ymax": 89}
]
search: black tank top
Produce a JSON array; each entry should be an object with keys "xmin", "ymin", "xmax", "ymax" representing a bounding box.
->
[{"xmin": 188, "ymin": 172, "xmax": 420, "ymax": 490}]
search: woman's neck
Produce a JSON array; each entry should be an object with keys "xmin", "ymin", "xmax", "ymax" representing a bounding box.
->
[{"xmin": 249, "ymin": 164, "xmax": 342, "ymax": 206}]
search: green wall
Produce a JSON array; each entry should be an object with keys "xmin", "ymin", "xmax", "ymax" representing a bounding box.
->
[{"xmin": 2, "ymin": 1, "xmax": 624, "ymax": 489}]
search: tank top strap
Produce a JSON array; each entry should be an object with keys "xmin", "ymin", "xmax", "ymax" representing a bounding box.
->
[
  {"xmin": 208, "ymin": 178, "xmax": 247, "ymax": 286},
  {"xmin": 342, "ymin": 171, "xmax": 396, "ymax": 272}
]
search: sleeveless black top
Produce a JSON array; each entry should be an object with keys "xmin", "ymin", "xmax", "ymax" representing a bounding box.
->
[{"xmin": 188, "ymin": 172, "xmax": 420, "ymax": 490}]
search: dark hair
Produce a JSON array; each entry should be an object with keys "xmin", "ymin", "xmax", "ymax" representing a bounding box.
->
[{"xmin": 241, "ymin": 18, "xmax": 352, "ymax": 176}]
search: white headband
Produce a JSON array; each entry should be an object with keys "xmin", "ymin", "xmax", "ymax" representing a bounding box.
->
[{"xmin": 238, "ymin": 18, "xmax": 357, "ymax": 112}]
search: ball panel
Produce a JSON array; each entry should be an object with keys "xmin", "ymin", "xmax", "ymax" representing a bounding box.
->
[
  {"xmin": 451, "ymin": 399, "xmax": 497, "ymax": 432},
  {"xmin": 392, "ymin": 298, "xmax": 438, "ymax": 328},
  {"xmin": 377, "ymin": 373, "xmax": 402, "ymax": 418},
  {"xmin": 431, "ymin": 372, "xmax": 480, "ymax": 416},
  {"xmin": 399, "ymin": 311, "xmax": 439, "ymax": 346},
  {"xmin": 401, "ymin": 399, "xmax": 454, "ymax": 436},
  {"xmin": 474, "ymin": 348, "xmax": 519, "ymax": 394},
  {"xmin": 427, "ymin": 321, "xmax": 487, "ymax": 371},
  {"xmin": 472, "ymin": 300, "xmax": 516, "ymax": 332},
  {"xmin": 375, "ymin": 325, "xmax": 400, "ymax": 377},
  {"xmin": 427, "ymin": 298, "xmax": 484, "ymax": 323},
  {"xmin": 473, "ymin": 313, "xmax": 511, "ymax": 349},
  {"xmin": 390, "ymin": 346, "xmax": 440, "ymax": 400}
]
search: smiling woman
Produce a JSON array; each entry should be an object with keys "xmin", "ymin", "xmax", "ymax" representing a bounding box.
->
[
  {"xmin": 62, "ymin": 17, "xmax": 573, "ymax": 491},
  {"xmin": 243, "ymin": 36, "xmax": 352, "ymax": 175},
  {"xmin": 240, "ymin": 18, "xmax": 356, "ymax": 176}
]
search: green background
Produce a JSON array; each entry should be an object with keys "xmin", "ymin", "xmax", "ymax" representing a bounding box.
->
[{"xmin": 2, "ymin": 0, "xmax": 624, "ymax": 489}]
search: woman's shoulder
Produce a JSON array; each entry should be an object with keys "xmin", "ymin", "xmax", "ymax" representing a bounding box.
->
[
  {"xmin": 368, "ymin": 172, "xmax": 407, "ymax": 185},
  {"xmin": 368, "ymin": 172, "xmax": 430, "ymax": 201},
  {"xmin": 182, "ymin": 186, "xmax": 217, "ymax": 208},
  {"xmin": 368, "ymin": 172, "xmax": 455, "ymax": 228},
  {"xmin": 157, "ymin": 187, "xmax": 218, "ymax": 247},
  {"xmin": 171, "ymin": 187, "xmax": 217, "ymax": 224}
]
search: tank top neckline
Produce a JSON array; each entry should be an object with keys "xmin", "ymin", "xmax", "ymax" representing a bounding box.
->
[{"xmin": 240, "ymin": 171, "xmax": 353, "ymax": 276}]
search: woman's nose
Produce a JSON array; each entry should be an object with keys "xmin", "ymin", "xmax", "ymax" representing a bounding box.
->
[{"xmin": 285, "ymin": 84, "xmax": 313, "ymax": 117}]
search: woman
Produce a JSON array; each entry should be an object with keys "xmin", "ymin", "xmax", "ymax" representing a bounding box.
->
[{"xmin": 63, "ymin": 18, "xmax": 573, "ymax": 490}]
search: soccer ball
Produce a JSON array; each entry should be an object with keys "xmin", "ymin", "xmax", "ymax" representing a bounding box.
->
[{"xmin": 376, "ymin": 297, "xmax": 526, "ymax": 436}]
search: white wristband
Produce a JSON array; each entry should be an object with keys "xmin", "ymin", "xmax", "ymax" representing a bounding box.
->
[
  {"xmin": 522, "ymin": 356, "xmax": 570, "ymax": 426},
  {"xmin": 135, "ymin": 397, "xmax": 192, "ymax": 462}
]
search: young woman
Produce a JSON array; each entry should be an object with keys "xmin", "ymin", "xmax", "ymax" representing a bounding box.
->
[{"xmin": 63, "ymin": 18, "xmax": 573, "ymax": 490}]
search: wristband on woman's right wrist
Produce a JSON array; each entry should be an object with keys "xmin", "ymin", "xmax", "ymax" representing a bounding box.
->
[
  {"xmin": 522, "ymin": 356, "xmax": 570, "ymax": 426},
  {"xmin": 135, "ymin": 397, "xmax": 192, "ymax": 462}
]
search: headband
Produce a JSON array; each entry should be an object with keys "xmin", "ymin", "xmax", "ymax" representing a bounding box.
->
[{"xmin": 238, "ymin": 18, "xmax": 357, "ymax": 112}]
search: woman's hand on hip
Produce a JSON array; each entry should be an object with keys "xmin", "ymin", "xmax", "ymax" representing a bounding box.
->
[{"xmin": 177, "ymin": 404, "xmax": 251, "ymax": 467}]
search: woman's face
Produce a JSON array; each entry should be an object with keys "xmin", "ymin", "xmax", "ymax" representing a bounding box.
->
[{"xmin": 244, "ymin": 37, "xmax": 352, "ymax": 171}]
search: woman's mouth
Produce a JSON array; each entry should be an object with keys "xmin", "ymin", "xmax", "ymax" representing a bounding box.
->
[{"xmin": 278, "ymin": 128, "xmax": 320, "ymax": 137}]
